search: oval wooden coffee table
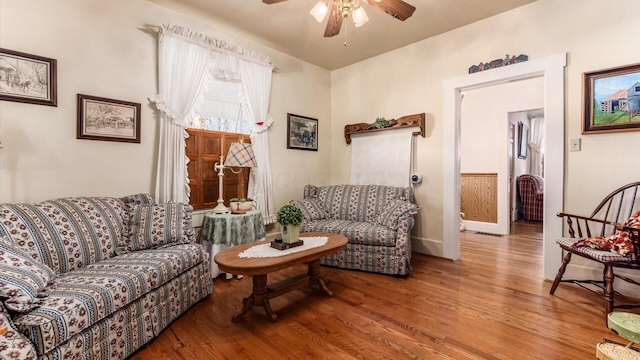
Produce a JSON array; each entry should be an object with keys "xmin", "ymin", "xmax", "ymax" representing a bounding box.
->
[{"xmin": 214, "ymin": 232, "xmax": 347, "ymax": 323}]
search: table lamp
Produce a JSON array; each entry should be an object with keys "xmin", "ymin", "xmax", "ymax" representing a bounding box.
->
[{"xmin": 211, "ymin": 141, "xmax": 257, "ymax": 214}]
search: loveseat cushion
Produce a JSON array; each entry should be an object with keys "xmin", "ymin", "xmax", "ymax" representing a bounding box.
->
[
  {"xmin": 339, "ymin": 221, "xmax": 398, "ymax": 247},
  {"xmin": 0, "ymin": 197, "xmax": 126, "ymax": 274},
  {"xmin": 12, "ymin": 243, "xmax": 205, "ymax": 355},
  {"xmin": 374, "ymin": 200, "xmax": 421, "ymax": 230},
  {"xmin": 117, "ymin": 202, "xmax": 195, "ymax": 254},
  {"xmin": 290, "ymin": 199, "xmax": 330, "ymax": 221},
  {"xmin": 300, "ymin": 219, "xmax": 354, "ymax": 234},
  {"xmin": 0, "ymin": 236, "xmax": 56, "ymax": 312}
]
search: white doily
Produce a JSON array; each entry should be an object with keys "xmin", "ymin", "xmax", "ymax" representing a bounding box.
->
[{"xmin": 238, "ymin": 236, "xmax": 328, "ymax": 258}]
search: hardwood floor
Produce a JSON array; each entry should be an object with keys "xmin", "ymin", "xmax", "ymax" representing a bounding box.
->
[{"xmin": 131, "ymin": 222, "xmax": 629, "ymax": 359}]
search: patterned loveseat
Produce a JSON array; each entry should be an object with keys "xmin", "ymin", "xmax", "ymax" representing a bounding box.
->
[
  {"xmin": 291, "ymin": 185, "xmax": 420, "ymax": 276},
  {"xmin": 0, "ymin": 194, "xmax": 212, "ymax": 360}
]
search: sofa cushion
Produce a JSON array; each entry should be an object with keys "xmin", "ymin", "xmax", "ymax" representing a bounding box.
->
[
  {"xmin": 0, "ymin": 197, "xmax": 126, "ymax": 274},
  {"xmin": 312, "ymin": 185, "xmax": 413, "ymax": 222},
  {"xmin": 0, "ymin": 235, "xmax": 56, "ymax": 312},
  {"xmin": 117, "ymin": 202, "xmax": 195, "ymax": 254},
  {"xmin": 12, "ymin": 243, "xmax": 205, "ymax": 355},
  {"xmin": 300, "ymin": 219, "xmax": 353, "ymax": 234},
  {"xmin": 290, "ymin": 199, "xmax": 330, "ymax": 221},
  {"xmin": 339, "ymin": 221, "xmax": 398, "ymax": 247},
  {"xmin": 374, "ymin": 200, "xmax": 421, "ymax": 230}
]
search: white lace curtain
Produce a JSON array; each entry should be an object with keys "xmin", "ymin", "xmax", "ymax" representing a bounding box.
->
[
  {"xmin": 528, "ymin": 115, "xmax": 545, "ymax": 177},
  {"xmin": 150, "ymin": 24, "xmax": 276, "ymax": 223}
]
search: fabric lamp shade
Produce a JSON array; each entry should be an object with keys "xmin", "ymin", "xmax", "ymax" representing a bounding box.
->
[{"xmin": 224, "ymin": 142, "xmax": 257, "ymax": 168}]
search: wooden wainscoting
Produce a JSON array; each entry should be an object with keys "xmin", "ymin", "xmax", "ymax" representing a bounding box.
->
[{"xmin": 461, "ymin": 172, "xmax": 497, "ymax": 223}]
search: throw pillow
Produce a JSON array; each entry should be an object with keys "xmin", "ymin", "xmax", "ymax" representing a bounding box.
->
[
  {"xmin": 118, "ymin": 202, "xmax": 195, "ymax": 254},
  {"xmin": 0, "ymin": 235, "xmax": 55, "ymax": 312},
  {"xmin": 572, "ymin": 210, "xmax": 640, "ymax": 256},
  {"xmin": 374, "ymin": 200, "xmax": 420, "ymax": 230},
  {"xmin": 120, "ymin": 193, "xmax": 155, "ymax": 207},
  {"xmin": 290, "ymin": 199, "xmax": 330, "ymax": 221}
]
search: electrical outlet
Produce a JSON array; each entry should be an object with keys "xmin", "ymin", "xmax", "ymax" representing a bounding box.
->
[{"xmin": 570, "ymin": 138, "xmax": 581, "ymax": 152}]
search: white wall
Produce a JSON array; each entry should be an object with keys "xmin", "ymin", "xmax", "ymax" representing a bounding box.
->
[
  {"xmin": 0, "ymin": 0, "xmax": 332, "ymax": 213},
  {"xmin": 331, "ymin": 0, "xmax": 640, "ymax": 258},
  {"xmin": 460, "ymin": 78, "xmax": 543, "ymax": 234}
]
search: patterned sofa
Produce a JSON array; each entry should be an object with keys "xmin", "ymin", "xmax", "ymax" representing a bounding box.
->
[
  {"xmin": 0, "ymin": 194, "xmax": 212, "ymax": 360},
  {"xmin": 291, "ymin": 185, "xmax": 420, "ymax": 276}
]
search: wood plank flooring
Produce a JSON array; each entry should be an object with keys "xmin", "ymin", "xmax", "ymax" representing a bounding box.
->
[{"xmin": 131, "ymin": 222, "xmax": 631, "ymax": 359}]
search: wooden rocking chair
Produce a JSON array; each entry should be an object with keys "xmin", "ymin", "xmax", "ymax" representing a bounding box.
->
[{"xmin": 550, "ymin": 181, "xmax": 640, "ymax": 321}]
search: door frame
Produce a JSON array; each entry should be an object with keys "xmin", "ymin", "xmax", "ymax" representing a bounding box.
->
[{"xmin": 443, "ymin": 53, "xmax": 566, "ymax": 280}]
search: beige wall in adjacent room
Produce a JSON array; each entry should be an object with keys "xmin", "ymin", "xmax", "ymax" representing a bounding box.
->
[
  {"xmin": 331, "ymin": 0, "xmax": 640, "ymax": 253},
  {"xmin": 0, "ymin": 0, "xmax": 332, "ymax": 209}
]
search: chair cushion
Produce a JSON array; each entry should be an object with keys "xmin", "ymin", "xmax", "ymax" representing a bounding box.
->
[
  {"xmin": 290, "ymin": 199, "xmax": 330, "ymax": 221},
  {"xmin": 339, "ymin": 221, "xmax": 398, "ymax": 247},
  {"xmin": 117, "ymin": 202, "xmax": 195, "ymax": 254},
  {"xmin": 0, "ymin": 235, "xmax": 56, "ymax": 312},
  {"xmin": 374, "ymin": 200, "xmax": 420, "ymax": 230},
  {"xmin": 13, "ymin": 243, "xmax": 205, "ymax": 355},
  {"xmin": 301, "ymin": 219, "xmax": 353, "ymax": 234},
  {"xmin": 556, "ymin": 237, "xmax": 631, "ymax": 262}
]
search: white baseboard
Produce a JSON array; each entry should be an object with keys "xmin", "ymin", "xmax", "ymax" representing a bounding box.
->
[
  {"xmin": 412, "ymin": 237, "xmax": 443, "ymax": 257},
  {"xmin": 562, "ymin": 262, "xmax": 640, "ymax": 298}
]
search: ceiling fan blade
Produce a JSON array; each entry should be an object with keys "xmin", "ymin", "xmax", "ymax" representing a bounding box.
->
[
  {"xmin": 363, "ymin": 0, "xmax": 416, "ymax": 21},
  {"xmin": 324, "ymin": 1, "xmax": 343, "ymax": 37},
  {"xmin": 262, "ymin": 0, "xmax": 288, "ymax": 4}
]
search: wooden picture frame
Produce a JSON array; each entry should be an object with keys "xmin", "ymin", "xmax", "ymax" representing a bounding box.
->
[
  {"xmin": 77, "ymin": 94, "xmax": 141, "ymax": 143},
  {"xmin": 0, "ymin": 48, "xmax": 57, "ymax": 106},
  {"xmin": 583, "ymin": 63, "xmax": 640, "ymax": 134},
  {"xmin": 518, "ymin": 121, "xmax": 528, "ymax": 160},
  {"xmin": 287, "ymin": 113, "xmax": 318, "ymax": 151}
]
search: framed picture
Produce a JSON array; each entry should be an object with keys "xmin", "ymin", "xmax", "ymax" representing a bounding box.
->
[
  {"xmin": 518, "ymin": 121, "xmax": 529, "ymax": 159},
  {"xmin": 0, "ymin": 48, "xmax": 57, "ymax": 106},
  {"xmin": 77, "ymin": 94, "xmax": 141, "ymax": 143},
  {"xmin": 583, "ymin": 63, "xmax": 640, "ymax": 134},
  {"xmin": 287, "ymin": 113, "xmax": 318, "ymax": 151}
]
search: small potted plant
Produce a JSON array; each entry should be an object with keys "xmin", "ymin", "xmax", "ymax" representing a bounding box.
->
[
  {"xmin": 276, "ymin": 203, "xmax": 304, "ymax": 244},
  {"xmin": 230, "ymin": 197, "xmax": 253, "ymax": 211}
]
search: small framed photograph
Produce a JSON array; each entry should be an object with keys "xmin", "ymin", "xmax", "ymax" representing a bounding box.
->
[
  {"xmin": 583, "ymin": 63, "xmax": 640, "ymax": 134},
  {"xmin": 287, "ymin": 113, "xmax": 318, "ymax": 151},
  {"xmin": 0, "ymin": 48, "xmax": 57, "ymax": 106},
  {"xmin": 518, "ymin": 121, "xmax": 528, "ymax": 159},
  {"xmin": 77, "ymin": 94, "xmax": 141, "ymax": 143}
]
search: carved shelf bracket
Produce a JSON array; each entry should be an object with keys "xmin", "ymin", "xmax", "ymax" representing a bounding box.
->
[{"xmin": 344, "ymin": 113, "xmax": 425, "ymax": 144}]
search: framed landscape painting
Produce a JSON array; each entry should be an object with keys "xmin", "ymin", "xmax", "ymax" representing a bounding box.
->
[
  {"xmin": 583, "ymin": 63, "xmax": 640, "ymax": 134},
  {"xmin": 0, "ymin": 48, "xmax": 57, "ymax": 106},
  {"xmin": 287, "ymin": 113, "xmax": 318, "ymax": 151},
  {"xmin": 77, "ymin": 94, "xmax": 141, "ymax": 143}
]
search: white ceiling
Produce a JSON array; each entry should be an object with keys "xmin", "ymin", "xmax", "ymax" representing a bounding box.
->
[{"xmin": 149, "ymin": 0, "xmax": 537, "ymax": 70}]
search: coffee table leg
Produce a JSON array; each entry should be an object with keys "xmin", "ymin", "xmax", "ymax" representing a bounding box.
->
[
  {"xmin": 308, "ymin": 259, "xmax": 333, "ymax": 297},
  {"xmin": 232, "ymin": 274, "xmax": 278, "ymax": 323}
]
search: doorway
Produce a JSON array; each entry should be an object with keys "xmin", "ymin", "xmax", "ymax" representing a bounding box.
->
[
  {"xmin": 459, "ymin": 79, "xmax": 544, "ymax": 235},
  {"xmin": 443, "ymin": 53, "xmax": 566, "ymax": 280}
]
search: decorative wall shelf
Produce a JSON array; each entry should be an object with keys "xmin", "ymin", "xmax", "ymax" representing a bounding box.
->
[{"xmin": 344, "ymin": 113, "xmax": 425, "ymax": 144}]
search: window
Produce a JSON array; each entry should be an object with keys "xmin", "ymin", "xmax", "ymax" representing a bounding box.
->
[{"xmin": 185, "ymin": 128, "xmax": 250, "ymax": 210}]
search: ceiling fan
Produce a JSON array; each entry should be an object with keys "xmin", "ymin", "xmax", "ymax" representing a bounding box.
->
[{"xmin": 262, "ymin": 0, "xmax": 416, "ymax": 37}]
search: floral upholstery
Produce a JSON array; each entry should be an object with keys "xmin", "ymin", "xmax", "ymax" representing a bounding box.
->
[
  {"xmin": 12, "ymin": 244, "xmax": 205, "ymax": 355},
  {"xmin": 0, "ymin": 302, "xmax": 37, "ymax": 360},
  {"xmin": 0, "ymin": 197, "xmax": 126, "ymax": 274},
  {"xmin": 0, "ymin": 235, "xmax": 56, "ymax": 312},
  {"xmin": 289, "ymin": 199, "xmax": 330, "ymax": 221},
  {"xmin": 0, "ymin": 194, "xmax": 212, "ymax": 360},
  {"xmin": 301, "ymin": 185, "xmax": 419, "ymax": 275},
  {"xmin": 118, "ymin": 202, "xmax": 195, "ymax": 254},
  {"xmin": 374, "ymin": 200, "xmax": 420, "ymax": 230}
]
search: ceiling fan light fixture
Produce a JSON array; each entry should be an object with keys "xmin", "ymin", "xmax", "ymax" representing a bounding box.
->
[
  {"xmin": 309, "ymin": 1, "xmax": 329, "ymax": 23},
  {"xmin": 352, "ymin": 6, "xmax": 369, "ymax": 27}
]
